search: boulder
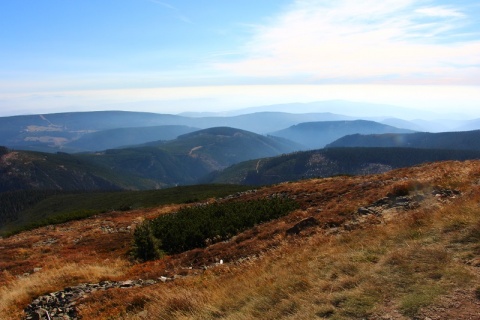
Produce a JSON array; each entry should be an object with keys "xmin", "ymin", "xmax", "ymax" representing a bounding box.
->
[{"xmin": 286, "ymin": 217, "xmax": 319, "ymax": 235}]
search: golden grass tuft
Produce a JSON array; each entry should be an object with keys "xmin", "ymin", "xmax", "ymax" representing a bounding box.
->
[{"xmin": 0, "ymin": 259, "xmax": 129, "ymax": 319}]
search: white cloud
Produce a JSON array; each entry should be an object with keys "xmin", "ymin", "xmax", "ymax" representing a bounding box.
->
[
  {"xmin": 415, "ymin": 6, "xmax": 465, "ymax": 18},
  {"xmin": 215, "ymin": 0, "xmax": 480, "ymax": 85}
]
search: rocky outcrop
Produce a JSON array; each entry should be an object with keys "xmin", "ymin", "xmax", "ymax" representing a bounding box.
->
[
  {"xmin": 286, "ymin": 217, "xmax": 319, "ymax": 235},
  {"xmin": 23, "ymin": 278, "xmax": 168, "ymax": 320}
]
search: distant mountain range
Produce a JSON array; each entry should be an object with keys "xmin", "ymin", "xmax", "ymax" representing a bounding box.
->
[
  {"xmin": 270, "ymin": 120, "xmax": 414, "ymax": 149},
  {"xmin": 2, "ymin": 105, "xmax": 480, "ymax": 194},
  {"xmin": 193, "ymin": 100, "xmax": 451, "ymax": 119},
  {"xmin": 1, "ymin": 107, "xmax": 479, "ymax": 153},
  {"xmin": 326, "ymin": 130, "xmax": 480, "ymax": 150},
  {"xmin": 4, "ymin": 129, "xmax": 480, "ymax": 192},
  {"xmin": 0, "ymin": 127, "xmax": 301, "ymax": 192},
  {"xmin": 0, "ymin": 110, "xmax": 352, "ymax": 152},
  {"xmin": 66, "ymin": 125, "xmax": 199, "ymax": 152},
  {"xmin": 226, "ymin": 100, "xmax": 478, "ymax": 132},
  {"xmin": 0, "ymin": 111, "xmax": 186, "ymax": 152}
]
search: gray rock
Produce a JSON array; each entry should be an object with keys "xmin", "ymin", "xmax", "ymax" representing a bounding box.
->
[
  {"xmin": 24, "ymin": 275, "xmax": 162, "ymax": 319},
  {"xmin": 286, "ymin": 217, "xmax": 319, "ymax": 235}
]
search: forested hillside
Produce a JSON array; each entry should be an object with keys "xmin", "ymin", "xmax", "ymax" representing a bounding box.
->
[
  {"xmin": 0, "ymin": 184, "xmax": 251, "ymax": 237},
  {"xmin": 155, "ymin": 127, "xmax": 301, "ymax": 169},
  {"xmin": 0, "ymin": 149, "xmax": 151, "ymax": 193},
  {"xmin": 0, "ymin": 127, "xmax": 301, "ymax": 193},
  {"xmin": 207, "ymin": 147, "xmax": 480, "ymax": 185},
  {"xmin": 327, "ymin": 130, "xmax": 480, "ymax": 150},
  {"xmin": 63, "ymin": 125, "xmax": 199, "ymax": 152}
]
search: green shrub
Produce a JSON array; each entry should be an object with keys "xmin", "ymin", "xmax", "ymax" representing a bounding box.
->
[
  {"xmin": 133, "ymin": 197, "xmax": 298, "ymax": 259},
  {"xmin": 131, "ymin": 223, "xmax": 165, "ymax": 262}
]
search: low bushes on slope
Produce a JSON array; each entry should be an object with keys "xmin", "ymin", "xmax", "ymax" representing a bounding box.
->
[
  {"xmin": 132, "ymin": 197, "xmax": 298, "ymax": 260},
  {"xmin": 0, "ymin": 184, "xmax": 252, "ymax": 237}
]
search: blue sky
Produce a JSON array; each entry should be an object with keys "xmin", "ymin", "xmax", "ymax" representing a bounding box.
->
[{"xmin": 1, "ymin": 0, "xmax": 479, "ymax": 117}]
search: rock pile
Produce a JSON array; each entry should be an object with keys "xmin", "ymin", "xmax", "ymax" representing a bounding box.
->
[
  {"xmin": 23, "ymin": 278, "xmax": 166, "ymax": 320},
  {"xmin": 358, "ymin": 193, "xmax": 424, "ymax": 215}
]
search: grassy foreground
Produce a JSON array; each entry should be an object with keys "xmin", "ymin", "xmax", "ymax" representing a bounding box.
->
[
  {"xmin": 79, "ymin": 195, "xmax": 480, "ymax": 319},
  {"xmin": 1, "ymin": 160, "xmax": 479, "ymax": 319}
]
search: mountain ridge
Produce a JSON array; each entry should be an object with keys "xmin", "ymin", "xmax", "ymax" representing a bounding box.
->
[
  {"xmin": 327, "ymin": 130, "xmax": 480, "ymax": 150},
  {"xmin": 270, "ymin": 120, "xmax": 414, "ymax": 149},
  {"xmin": 2, "ymin": 107, "xmax": 480, "ymax": 152},
  {"xmin": 206, "ymin": 147, "xmax": 480, "ymax": 185},
  {"xmin": 0, "ymin": 127, "xmax": 301, "ymax": 192}
]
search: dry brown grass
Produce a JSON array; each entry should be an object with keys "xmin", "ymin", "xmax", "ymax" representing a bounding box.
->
[
  {"xmin": 0, "ymin": 259, "xmax": 129, "ymax": 319},
  {"xmin": 1, "ymin": 160, "xmax": 480, "ymax": 319},
  {"xmin": 85, "ymin": 197, "xmax": 478, "ymax": 319}
]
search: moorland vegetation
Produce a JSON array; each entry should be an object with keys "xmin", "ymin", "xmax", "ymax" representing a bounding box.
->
[{"xmin": 1, "ymin": 160, "xmax": 479, "ymax": 319}]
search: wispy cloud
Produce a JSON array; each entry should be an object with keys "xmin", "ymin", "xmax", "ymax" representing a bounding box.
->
[
  {"xmin": 148, "ymin": 0, "xmax": 175, "ymax": 10},
  {"xmin": 415, "ymin": 6, "xmax": 465, "ymax": 18},
  {"xmin": 147, "ymin": 0, "xmax": 193, "ymax": 24},
  {"xmin": 215, "ymin": 0, "xmax": 480, "ymax": 85}
]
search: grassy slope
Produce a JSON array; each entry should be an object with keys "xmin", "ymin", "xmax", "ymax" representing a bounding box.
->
[{"xmin": 1, "ymin": 160, "xmax": 479, "ymax": 319}]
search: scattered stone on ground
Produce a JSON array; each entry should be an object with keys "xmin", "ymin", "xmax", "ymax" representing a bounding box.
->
[{"xmin": 23, "ymin": 279, "xmax": 166, "ymax": 320}]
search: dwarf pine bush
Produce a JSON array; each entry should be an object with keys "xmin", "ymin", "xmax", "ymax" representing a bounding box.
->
[
  {"xmin": 133, "ymin": 197, "xmax": 298, "ymax": 260},
  {"xmin": 131, "ymin": 223, "xmax": 165, "ymax": 261}
]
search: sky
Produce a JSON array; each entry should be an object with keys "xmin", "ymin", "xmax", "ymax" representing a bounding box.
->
[{"xmin": 1, "ymin": 0, "xmax": 479, "ymax": 117}]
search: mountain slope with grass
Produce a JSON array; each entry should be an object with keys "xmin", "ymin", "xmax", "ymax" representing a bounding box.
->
[{"xmin": 1, "ymin": 160, "xmax": 479, "ymax": 319}]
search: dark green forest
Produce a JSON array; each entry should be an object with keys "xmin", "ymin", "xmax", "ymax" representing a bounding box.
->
[
  {"xmin": 132, "ymin": 197, "xmax": 298, "ymax": 260},
  {"xmin": 327, "ymin": 130, "xmax": 480, "ymax": 150},
  {"xmin": 0, "ymin": 184, "xmax": 252, "ymax": 237},
  {"xmin": 208, "ymin": 147, "xmax": 480, "ymax": 185}
]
